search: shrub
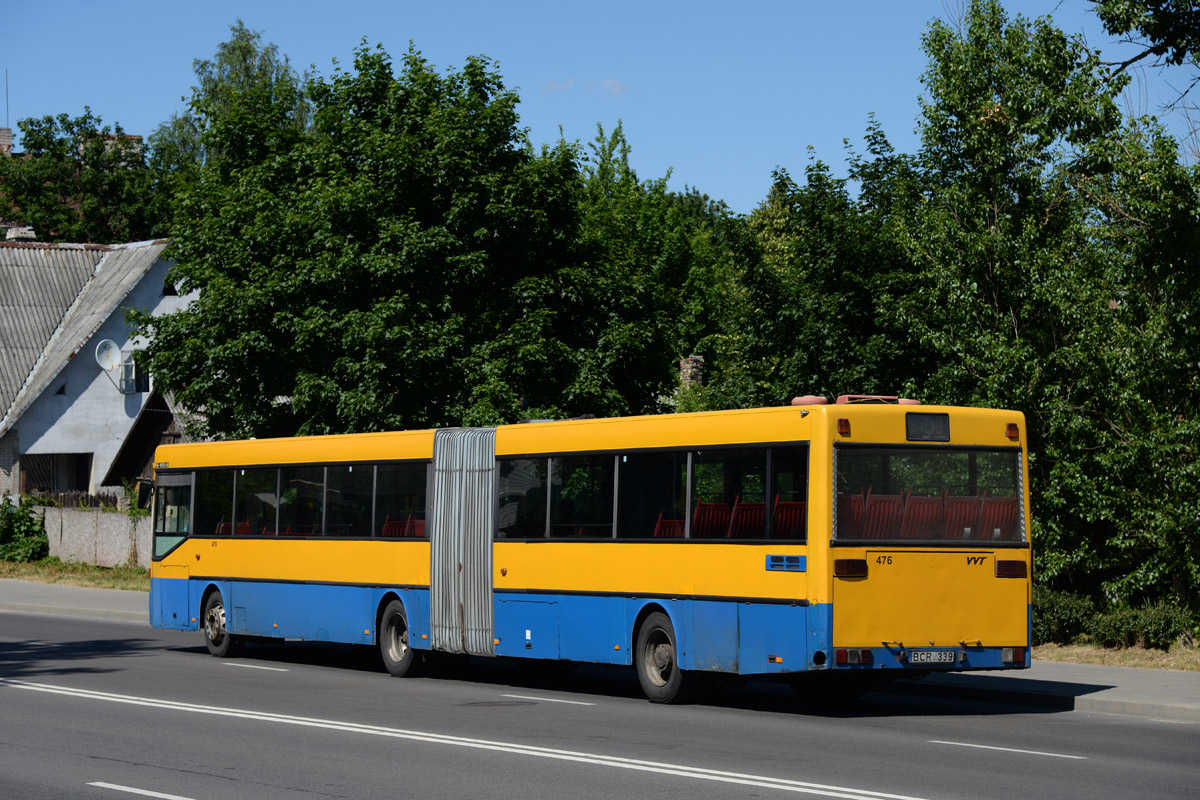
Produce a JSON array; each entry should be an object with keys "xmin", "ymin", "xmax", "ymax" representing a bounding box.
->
[
  {"xmin": 1086, "ymin": 607, "xmax": 1141, "ymax": 648},
  {"xmin": 1135, "ymin": 601, "xmax": 1191, "ymax": 651},
  {"xmin": 0, "ymin": 493, "xmax": 50, "ymax": 562},
  {"xmin": 1032, "ymin": 585, "xmax": 1095, "ymax": 644},
  {"xmin": 1086, "ymin": 602, "xmax": 1191, "ymax": 650}
]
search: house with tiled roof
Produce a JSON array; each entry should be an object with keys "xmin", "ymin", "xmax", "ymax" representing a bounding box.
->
[{"xmin": 0, "ymin": 239, "xmax": 196, "ymax": 496}]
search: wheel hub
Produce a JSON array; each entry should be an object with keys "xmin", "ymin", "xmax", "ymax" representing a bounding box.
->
[{"xmin": 653, "ymin": 642, "xmax": 673, "ymax": 672}]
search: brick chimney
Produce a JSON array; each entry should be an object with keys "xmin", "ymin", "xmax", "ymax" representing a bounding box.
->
[{"xmin": 679, "ymin": 354, "xmax": 705, "ymax": 388}]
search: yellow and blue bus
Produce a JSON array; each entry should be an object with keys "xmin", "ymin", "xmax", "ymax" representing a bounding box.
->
[{"xmin": 149, "ymin": 397, "xmax": 1031, "ymax": 702}]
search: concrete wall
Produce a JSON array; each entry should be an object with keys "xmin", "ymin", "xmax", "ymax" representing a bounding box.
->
[{"xmin": 39, "ymin": 506, "xmax": 152, "ymax": 569}]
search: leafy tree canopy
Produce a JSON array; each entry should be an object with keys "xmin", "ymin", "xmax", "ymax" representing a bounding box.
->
[
  {"xmin": 135, "ymin": 43, "xmax": 586, "ymax": 437},
  {"xmin": 0, "ymin": 108, "xmax": 160, "ymax": 243}
]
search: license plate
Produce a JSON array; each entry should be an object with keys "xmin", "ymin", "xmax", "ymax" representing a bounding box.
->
[{"xmin": 908, "ymin": 649, "xmax": 956, "ymax": 665}]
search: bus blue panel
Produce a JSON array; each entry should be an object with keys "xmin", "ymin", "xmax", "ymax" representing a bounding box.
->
[
  {"xmin": 150, "ymin": 577, "xmax": 192, "ymax": 630},
  {"xmin": 809, "ymin": 603, "xmax": 832, "ymax": 669},
  {"xmin": 691, "ymin": 601, "xmax": 738, "ymax": 672},
  {"xmin": 227, "ymin": 582, "xmax": 374, "ymax": 644},
  {"xmin": 495, "ymin": 598, "xmax": 560, "ymax": 659},
  {"xmin": 558, "ymin": 595, "xmax": 627, "ymax": 665},
  {"xmin": 738, "ymin": 603, "xmax": 808, "ymax": 674}
]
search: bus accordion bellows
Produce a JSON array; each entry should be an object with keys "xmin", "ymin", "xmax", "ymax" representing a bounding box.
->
[{"xmin": 149, "ymin": 396, "xmax": 1032, "ymax": 703}]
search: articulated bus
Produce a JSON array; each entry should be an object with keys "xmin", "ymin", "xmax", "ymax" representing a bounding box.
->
[{"xmin": 149, "ymin": 397, "xmax": 1031, "ymax": 702}]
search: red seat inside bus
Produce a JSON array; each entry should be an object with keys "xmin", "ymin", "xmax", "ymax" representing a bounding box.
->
[{"xmin": 727, "ymin": 497, "xmax": 765, "ymax": 538}]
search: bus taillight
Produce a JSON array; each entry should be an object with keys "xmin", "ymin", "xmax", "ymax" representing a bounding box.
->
[
  {"xmin": 835, "ymin": 649, "xmax": 874, "ymax": 665},
  {"xmin": 1002, "ymin": 646, "xmax": 1026, "ymax": 663},
  {"xmin": 994, "ymin": 560, "xmax": 1027, "ymax": 578}
]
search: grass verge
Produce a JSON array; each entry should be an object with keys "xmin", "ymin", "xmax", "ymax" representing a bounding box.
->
[
  {"xmin": 1033, "ymin": 642, "xmax": 1199, "ymax": 672},
  {"xmin": 0, "ymin": 557, "xmax": 149, "ymax": 592}
]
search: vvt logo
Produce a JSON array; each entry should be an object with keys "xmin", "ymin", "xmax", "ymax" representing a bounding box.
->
[{"xmin": 966, "ymin": 556, "xmax": 986, "ymax": 565}]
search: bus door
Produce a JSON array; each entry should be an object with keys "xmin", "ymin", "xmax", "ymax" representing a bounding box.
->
[{"xmin": 428, "ymin": 427, "xmax": 497, "ymax": 656}]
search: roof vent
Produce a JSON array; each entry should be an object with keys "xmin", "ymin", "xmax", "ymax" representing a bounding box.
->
[
  {"xmin": 791, "ymin": 395, "xmax": 829, "ymax": 406},
  {"xmin": 835, "ymin": 395, "xmax": 921, "ymax": 405}
]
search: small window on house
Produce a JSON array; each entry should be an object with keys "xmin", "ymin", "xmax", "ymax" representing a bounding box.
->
[{"xmin": 120, "ymin": 356, "xmax": 150, "ymax": 394}]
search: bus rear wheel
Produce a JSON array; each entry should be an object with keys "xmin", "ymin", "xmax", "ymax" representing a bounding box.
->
[
  {"xmin": 636, "ymin": 611, "xmax": 691, "ymax": 703},
  {"xmin": 380, "ymin": 599, "xmax": 421, "ymax": 677},
  {"xmin": 202, "ymin": 591, "xmax": 241, "ymax": 657}
]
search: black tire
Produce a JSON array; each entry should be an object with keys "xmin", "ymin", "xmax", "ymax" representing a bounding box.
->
[
  {"xmin": 379, "ymin": 599, "xmax": 421, "ymax": 677},
  {"xmin": 202, "ymin": 591, "xmax": 241, "ymax": 657},
  {"xmin": 635, "ymin": 611, "xmax": 691, "ymax": 703}
]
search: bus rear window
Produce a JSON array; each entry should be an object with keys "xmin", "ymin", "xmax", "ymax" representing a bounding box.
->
[{"xmin": 834, "ymin": 446, "xmax": 1024, "ymax": 543}]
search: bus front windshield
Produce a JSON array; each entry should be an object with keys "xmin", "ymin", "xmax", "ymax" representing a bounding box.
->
[{"xmin": 834, "ymin": 446, "xmax": 1024, "ymax": 543}]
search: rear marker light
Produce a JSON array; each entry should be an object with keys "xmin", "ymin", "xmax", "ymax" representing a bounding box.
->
[
  {"xmin": 859, "ymin": 649, "xmax": 873, "ymax": 665},
  {"xmin": 995, "ymin": 560, "xmax": 1027, "ymax": 578},
  {"xmin": 835, "ymin": 649, "xmax": 848, "ymax": 665},
  {"xmin": 834, "ymin": 558, "xmax": 869, "ymax": 577},
  {"xmin": 1006, "ymin": 423, "xmax": 1020, "ymax": 441},
  {"xmin": 837, "ymin": 417, "xmax": 851, "ymax": 436},
  {"xmin": 1013, "ymin": 646, "xmax": 1026, "ymax": 663}
]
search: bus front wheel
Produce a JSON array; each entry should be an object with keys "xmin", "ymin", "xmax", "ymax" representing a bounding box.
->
[
  {"xmin": 202, "ymin": 591, "xmax": 241, "ymax": 657},
  {"xmin": 380, "ymin": 599, "xmax": 421, "ymax": 677},
  {"xmin": 635, "ymin": 611, "xmax": 691, "ymax": 703}
]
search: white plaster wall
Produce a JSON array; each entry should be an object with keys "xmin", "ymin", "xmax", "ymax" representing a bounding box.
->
[{"xmin": 17, "ymin": 257, "xmax": 195, "ymax": 493}]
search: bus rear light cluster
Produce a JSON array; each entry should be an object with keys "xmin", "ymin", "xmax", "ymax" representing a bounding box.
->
[
  {"xmin": 1002, "ymin": 646, "xmax": 1026, "ymax": 664},
  {"xmin": 833, "ymin": 558, "xmax": 868, "ymax": 577},
  {"xmin": 994, "ymin": 560, "xmax": 1027, "ymax": 578},
  {"xmin": 835, "ymin": 649, "xmax": 874, "ymax": 665}
]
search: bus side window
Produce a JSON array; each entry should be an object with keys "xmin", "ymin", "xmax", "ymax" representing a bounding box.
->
[
  {"xmin": 549, "ymin": 455, "xmax": 614, "ymax": 538},
  {"xmin": 236, "ymin": 467, "xmax": 279, "ymax": 536},
  {"xmin": 279, "ymin": 466, "xmax": 325, "ymax": 536},
  {"xmin": 375, "ymin": 462, "xmax": 427, "ymax": 538},
  {"xmin": 195, "ymin": 470, "xmax": 234, "ymax": 536},
  {"xmin": 497, "ymin": 459, "xmax": 548, "ymax": 538},
  {"xmin": 326, "ymin": 464, "xmax": 373, "ymax": 537},
  {"xmin": 691, "ymin": 448, "xmax": 768, "ymax": 539},
  {"xmin": 616, "ymin": 451, "xmax": 686, "ymax": 539},
  {"xmin": 771, "ymin": 445, "xmax": 808, "ymax": 540}
]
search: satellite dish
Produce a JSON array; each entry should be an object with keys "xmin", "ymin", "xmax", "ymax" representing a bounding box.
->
[{"xmin": 95, "ymin": 339, "xmax": 122, "ymax": 371}]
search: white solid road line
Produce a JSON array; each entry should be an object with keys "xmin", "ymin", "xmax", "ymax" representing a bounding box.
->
[
  {"xmin": 5, "ymin": 678, "xmax": 927, "ymax": 800},
  {"xmin": 222, "ymin": 662, "xmax": 290, "ymax": 672},
  {"xmin": 502, "ymin": 693, "xmax": 596, "ymax": 705},
  {"xmin": 928, "ymin": 740, "xmax": 1088, "ymax": 759},
  {"xmin": 88, "ymin": 782, "xmax": 198, "ymax": 799}
]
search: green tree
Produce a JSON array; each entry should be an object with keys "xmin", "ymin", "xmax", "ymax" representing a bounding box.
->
[
  {"xmin": 872, "ymin": 0, "xmax": 1200, "ymax": 617},
  {"xmin": 1093, "ymin": 0, "xmax": 1200, "ymax": 81},
  {"xmin": 147, "ymin": 20, "xmax": 310, "ymax": 229},
  {"xmin": 134, "ymin": 44, "xmax": 584, "ymax": 437},
  {"xmin": 0, "ymin": 108, "xmax": 160, "ymax": 242}
]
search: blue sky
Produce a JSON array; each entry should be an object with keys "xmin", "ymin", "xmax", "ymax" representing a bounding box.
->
[{"xmin": 0, "ymin": 1, "xmax": 1190, "ymax": 214}]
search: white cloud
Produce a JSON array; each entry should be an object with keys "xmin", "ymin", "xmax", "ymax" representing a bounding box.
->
[
  {"xmin": 541, "ymin": 78, "xmax": 575, "ymax": 95},
  {"xmin": 596, "ymin": 78, "xmax": 628, "ymax": 95}
]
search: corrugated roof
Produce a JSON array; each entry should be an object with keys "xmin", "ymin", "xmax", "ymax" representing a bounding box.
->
[
  {"xmin": 0, "ymin": 240, "xmax": 171, "ymax": 435},
  {"xmin": 0, "ymin": 242, "xmax": 107, "ymax": 420}
]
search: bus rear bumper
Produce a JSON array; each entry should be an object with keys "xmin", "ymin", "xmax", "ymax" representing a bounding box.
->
[{"xmin": 828, "ymin": 644, "xmax": 1030, "ymax": 670}]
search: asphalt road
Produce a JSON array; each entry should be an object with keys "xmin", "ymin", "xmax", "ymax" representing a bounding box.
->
[{"xmin": 1, "ymin": 612, "xmax": 1197, "ymax": 800}]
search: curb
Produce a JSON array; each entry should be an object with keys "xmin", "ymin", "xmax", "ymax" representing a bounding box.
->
[{"xmin": 879, "ymin": 674, "xmax": 1200, "ymax": 723}]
